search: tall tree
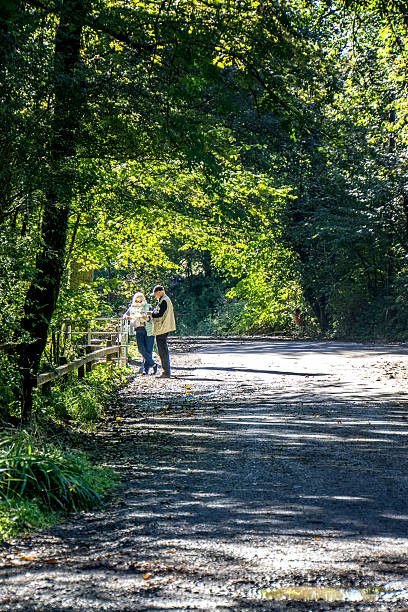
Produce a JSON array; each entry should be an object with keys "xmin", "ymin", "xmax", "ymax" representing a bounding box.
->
[{"xmin": 19, "ymin": 0, "xmax": 87, "ymax": 379}]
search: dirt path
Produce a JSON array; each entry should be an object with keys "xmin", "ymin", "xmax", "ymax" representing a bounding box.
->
[{"xmin": 1, "ymin": 338, "xmax": 408, "ymax": 611}]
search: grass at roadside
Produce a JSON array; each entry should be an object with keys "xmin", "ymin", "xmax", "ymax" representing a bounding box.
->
[
  {"xmin": 0, "ymin": 430, "xmax": 118, "ymax": 541},
  {"xmin": 0, "ymin": 362, "xmax": 130, "ymax": 542},
  {"xmin": 36, "ymin": 362, "xmax": 132, "ymax": 424}
]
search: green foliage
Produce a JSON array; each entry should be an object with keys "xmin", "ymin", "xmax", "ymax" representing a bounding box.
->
[
  {"xmin": 4, "ymin": 0, "xmax": 408, "ymax": 364},
  {"xmin": 53, "ymin": 284, "xmax": 101, "ymax": 328},
  {"xmin": 0, "ymin": 355, "xmax": 20, "ymax": 423},
  {"xmin": 169, "ymin": 249, "xmax": 230, "ymax": 335},
  {"xmin": 0, "ymin": 229, "xmax": 38, "ymax": 342},
  {"xmin": 37, "ymin": 363, "xmax": 129, "ymax": 423},
  {"xmin": 201, "ymin": 299, "xmax": 248, "ymax": 336},
  {"xmin": 0, "ymin": 498, "xmax": 57, "ymax": 541},
  {"xmin": 227, "ymin": 271, "xmax": 303, "ymax": 334},
  {"xmin": 329, "ymin": 268, "xmax": 408, "ymax": 340},
  {"xmin": 0, "ymin": 431, "xmax": 115, "ymax": 512},
  {"xmin": 0, "ymin": 430, "xmax": 116, "ymax": 540},
  {"xmin": 1, "ymin": 0, "xmax": 331, "ymax": 359},
  {"xmin": 49, "ymin": 382, "xmax": 104, "ymax": 423}
]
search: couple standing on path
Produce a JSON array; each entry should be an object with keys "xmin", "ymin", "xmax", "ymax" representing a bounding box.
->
[{"xmin": 124, "ymin": 285, "xmax": 176, "ymax": 378}]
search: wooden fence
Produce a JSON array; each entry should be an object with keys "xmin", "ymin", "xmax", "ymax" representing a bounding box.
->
[{"xmin": 0, "ymin": 317, "xmax": 128, "ymax": 422}]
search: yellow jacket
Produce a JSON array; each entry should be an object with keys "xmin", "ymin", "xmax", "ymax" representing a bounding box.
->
[{"xmin": 152, "ymin": 295, "xmax": 176, "ymax": 335}]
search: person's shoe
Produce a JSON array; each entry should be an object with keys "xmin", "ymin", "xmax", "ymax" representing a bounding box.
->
[
  {"xmin": 152, "ymin": 363, "xmax": 158, "ymax": 375},
  {"xmin": 159, "ymin": 372, "xmax": 171, "ymax": 378}
]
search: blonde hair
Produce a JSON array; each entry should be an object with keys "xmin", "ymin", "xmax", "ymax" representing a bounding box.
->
[{"xmin": 131, "ymin": 292, "xmax": 147, "ymax": 306}]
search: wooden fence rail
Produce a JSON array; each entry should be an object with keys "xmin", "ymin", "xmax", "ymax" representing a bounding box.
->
[
  {"xmin": 0, "ymin": 317, "xmax": 129, "ymax": 422},
  {"xmin": 20, "ymin": 343, "xmax": 126, "ymax": 423},
  {"xmin": 36, "ymin": 345, "xmax": 122, "ymax": 387}
]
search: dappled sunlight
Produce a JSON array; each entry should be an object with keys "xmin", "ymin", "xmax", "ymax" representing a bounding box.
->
[
  {"xmin": 181, "ymin": 340, "xmax": 408, "ymax": 414},
  {"xmin": 177, "ymin": 365, "xmax": 329, "ymax": 377},
  {"xmin": 3, "ymin": 339, "xmax": 408, "ymax": 610},
  {"xmin": 101, "ymin": 365, "xmax": 408, "ymax": 545}
]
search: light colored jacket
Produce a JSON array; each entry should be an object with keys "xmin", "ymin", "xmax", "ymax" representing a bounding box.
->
[
  {"xmin": 125, "ymin": 303, "xmax": 154, "ymax": 336},
  {"xmin": 152, "ymin": 295, "xmax": 176, "ymax": 335}
]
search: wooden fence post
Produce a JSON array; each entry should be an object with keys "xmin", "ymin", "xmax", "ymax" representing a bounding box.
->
[
  {"xmin": 119, "ymin": 318, "xmax": 128, "ymax": 367},
  {"xmin": 85, "ymin": 345, "xmax": 93, "ymax": 374},
  {"xmin": 78, "ymin": 347, "xmax": 85, "ymax": 379},
  {"xmin": 41, "ymin": 381, "xmax": 52, "ymax": 395},
  {"xmin": 106, "ymin": 338, "xmax": 113, "ymax": 363},
  {"xmin": 56, "ymin": 331, "xmax": 61, "ymax": 365}
]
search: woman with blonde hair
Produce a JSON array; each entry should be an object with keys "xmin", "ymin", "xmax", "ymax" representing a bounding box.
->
[{"xmin": 124, "ymin": 292, "xmax": 157, "ymax": 375}]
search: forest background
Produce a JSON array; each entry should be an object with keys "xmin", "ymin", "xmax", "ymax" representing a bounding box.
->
[{"xmin": 1, "ymin": 0, "xmax": 408, "ymax": 424}]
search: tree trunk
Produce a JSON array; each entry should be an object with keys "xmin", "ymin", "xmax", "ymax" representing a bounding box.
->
[{"xmin": 18, "ymin": 0, "xmax": 86, "ymax": 421}]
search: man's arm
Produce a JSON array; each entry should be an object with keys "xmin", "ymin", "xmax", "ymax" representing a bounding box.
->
[{"xmin": 151, "ymin": 300, "xmax": 167, "ymax": 318}]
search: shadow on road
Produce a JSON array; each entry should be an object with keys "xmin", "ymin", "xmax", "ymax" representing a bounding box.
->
[
  {"xmin": 2, "ymin": 339, "xmax": 408, "ymax": 610},
  {"xmin": 172, "ymin": 365, "xmax": 328, "ymax": 377}
]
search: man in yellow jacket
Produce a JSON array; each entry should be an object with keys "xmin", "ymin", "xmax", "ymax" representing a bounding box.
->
[{"xmin": 147, "ymin": 285, "xmax": 176, "ymax": 378}]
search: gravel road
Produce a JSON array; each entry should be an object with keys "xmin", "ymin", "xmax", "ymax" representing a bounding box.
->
[{"xmin": 1, "ymin": 337, "xmax": 408, "ymax": 611}]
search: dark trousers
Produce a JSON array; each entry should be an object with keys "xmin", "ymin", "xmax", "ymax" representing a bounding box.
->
[
  {"xmin": 156, "ymin": 332, "xmax": 170, "ymax": 375},
  {"xmin": 135, "ymin": 328, "xmax": 155, "ymax": 373}
]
